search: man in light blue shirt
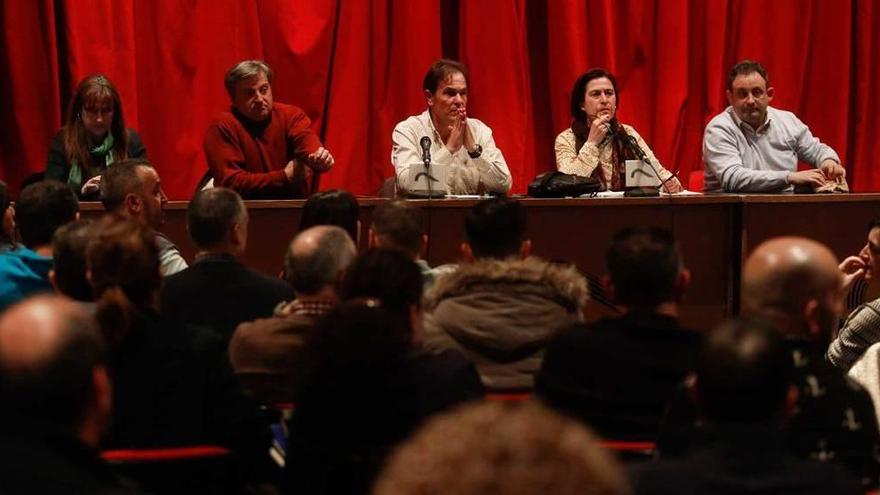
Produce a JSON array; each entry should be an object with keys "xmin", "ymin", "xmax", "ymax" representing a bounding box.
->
[
  {"xmin": 0, "ymin": 181, "xmax": 79, "ymax": 312},
  {"xmin": 703, "ymin": 60, "xmax": 845, "ymax": 193}
]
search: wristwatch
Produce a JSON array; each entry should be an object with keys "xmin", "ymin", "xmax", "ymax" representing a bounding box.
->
[{"xmin": 467, "ymin": 144, "xmax": 483, "ymax": 159}]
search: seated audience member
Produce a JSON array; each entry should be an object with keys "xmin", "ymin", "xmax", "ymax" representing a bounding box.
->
[
  {"xmin": 368, "ymin": 199, "xmax": 435, "ymax": 288},
  {"xmin": 556, "ymin": 69, "xmax": 683, "ymax": 192},
  {"xmin": 230, "ymin": 225, "xmax": 356, "ymax": 404},
  {"xmin": 161, "ymin": 188, "xmax": 293, "ymax": 340},
  {"xmin": 0, "ymin": 180, "xmax": 16, "ymax": 251},
  {"xmin": 392, "ymin": 58, "xmax": 512, "ymax": 195},
  {"xmin": 374, "ymin": 402, "xmax": 629, "ymax": 495},
  {"xmin": 50, "ymin": 219, "xmax": 96, "ymax": 307},
  {"xmin": 204, "ymin": 60, "xmax": 334, "ymax": 199},
  {"xmin": 86, "ymin": 217, "xmax": 271, "ymax": 484},
  {"xmin": 299, "ymin": 188, "xmax": 360, "ymax": 244},
  {"xmin": 703, "ymin": 60, "xmax": 845, "ymax": 193},
  {"xmin": 0, "ymin": 295, "xmax": 141, "ymax": 495},
  {"xmin": 536, "ymin": 227, "xmax": 701, "ymax": 440},
  {"xmin": 664, "ymin": 237, "xmax": 880, "ymax": 487},
  {"xmin": 631, "ymin": 316, "xmax": 862, "ymax": 495},
  {"xmin": 422, "ymin": 196, "xmax": 588, "ymax": 392},
  {"xmin": 45, "ymin": 74, "xmax": 147, "ymax": 200},
  {"xmin": 744, "ymin": 237, "xmax": 878, "ymax": 484},
  {"xmin": 828, "ymin": 219, "xmax": 880, "ymax": 370},
  {"xmin": 285, "ymin": 249, "xmax": 484, "ymax": 495},
  {"xmin": 0, "ymin": 181, "xmax": 79, "ymax": 312},
  {"xmin": 100, "ymin": 158, "xmax": 187, "ymax": 276}
]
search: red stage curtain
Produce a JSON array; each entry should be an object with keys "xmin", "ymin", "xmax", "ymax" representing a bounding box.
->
[{"xmin": 0, "ymin": 0, "xmax": 878, "ymax": 198}]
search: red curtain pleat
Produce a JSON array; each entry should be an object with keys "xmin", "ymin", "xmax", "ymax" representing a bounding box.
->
[
  {"xmin": 0, "ymin": 0, "xmax": 877, "ymax": 198},
  {"xmin": 459, "ymin": 0, "xmax": 536, "ymax": 191},
  {"xmin": 0, "ymin": 0, "xmax": 61, "ymax": 191}
]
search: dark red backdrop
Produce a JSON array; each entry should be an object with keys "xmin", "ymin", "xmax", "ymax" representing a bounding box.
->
[{"xmin": 1, "ymin": 0, "xmax": 878, "ymax": 199}]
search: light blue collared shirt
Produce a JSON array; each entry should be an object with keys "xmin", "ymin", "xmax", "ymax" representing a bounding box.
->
[{"xmin": 702, "ymin": 106, "xmax": 840, "ymax": 193}]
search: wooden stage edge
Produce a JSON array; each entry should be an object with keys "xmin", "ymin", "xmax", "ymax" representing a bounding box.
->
[{"xmin": 80, "ymin": 193, "xmax": 880, "ymax": 331}]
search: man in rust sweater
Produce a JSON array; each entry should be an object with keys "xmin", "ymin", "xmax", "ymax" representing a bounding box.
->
[{"xmin": 204, "ymin": 60, "xmax": 335, "ymax": 199}]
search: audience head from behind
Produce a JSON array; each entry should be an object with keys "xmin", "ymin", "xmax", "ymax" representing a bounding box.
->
[
  {"xmin": 463, "ymin": 195, "xmax": 530, "ymax": 261},
  {"xmin": 374, "ymin": 401, "xmax": 630, "ymax": 495},
  {"xmin": 15, "ymin": 180, "xmax": 80, "ymax": 252},
  {"xmin": 605, "ymin": 226, "xmax": 690, "ymax": 314},
  {"xmin": 100, "ymin": 158, "xmax": 167, "ymax": 230},
  {"xmin": 187, "ymin": 187, "xmax": 248, "ymax": 256},
  {"xmin": 307, "ymin": 299, "xmax": 415, "ymax": 374},
  {"xmin": 86, "ymin": 216, "xmax": 161, "ymax": 347},
  {"xmin": 0, "ymin": 295, "xmax": 111, "ymax": 447},
  {"xmin": 697, "ymin": 316, "xmax": 793, "ymax": 424},
  {"xmin": 342, "ymin": 248, "xmax": 424, "ymax": 313},
  {"xmin": 368, "ymin": 200, "xmax": 426, "ymax": 260},
  {"xmin": 742, "ymin": 236, "xmax": 843, "ymax": 344},
  {"xmin": 50, "ymin": 219, "xmax": 96, "ymax": 303},
  {"xmin": 299, "ymin": 189, "xmax": 360, "ymax": 244},
  {"xmin": 0, "ymin": 180, "xmax": 15, "ymax": 250},
  {"xmin": 342, "ymin": 248, "xmax": 425, "ymax": 337},
  {"xmin": 284, "ymin": 225, "xmax": 357, "ymax": 299}
]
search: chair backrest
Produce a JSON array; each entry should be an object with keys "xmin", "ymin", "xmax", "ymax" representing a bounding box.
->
[
  {"xmin": 599, "ymin": 440, "xmax": 657, "ymax": 464},
  {"xmin": 101, "ymin": 445, "xmax": 239, "ymax": 495},
  {"xmin": 376, "ymin": 177, "xmax": 397, "ymax": 198},
  {"xmin": 687, "ymin": 170, "xmax": 704, "ymax": 192}
]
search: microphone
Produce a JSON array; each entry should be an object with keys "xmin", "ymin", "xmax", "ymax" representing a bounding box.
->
[
  {"xmin": 623, "ymin": 133, "xmax": 680, "ymax": 191},
  {"xmin": 420, "ymin": 136, "xmax": 431, "ymax": 166},
  {"xmin": 412, "ymin": 136, "xmax": 443, "ymax": 199},
  {"xmin": 600, "ymin": 119, "xmax": 618, "ymax": 146}
]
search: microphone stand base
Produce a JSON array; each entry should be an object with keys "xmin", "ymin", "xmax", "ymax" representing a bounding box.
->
[
  {"xmin": 405, "ymin": 190, "xmax": 447, "ymax": 199},
  {"xmin": 624, "ymin": 187, "xmax": 660, "ymax": 197}
]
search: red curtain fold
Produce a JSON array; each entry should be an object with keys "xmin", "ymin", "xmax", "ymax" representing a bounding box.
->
[
  {"xmin": 851, "ymin": 0, "xmax": 879, "ymax": 188},
  {"xmin": 459, "ymin": 0, "xmax": 536, "ymax": 191},
  {"xmin": 0, "ymin": 0, "xmax": 877, "ymax": 198},
  {"xmin": 0, "ymin": 0, "xmax": 61, "ymax": 192}
]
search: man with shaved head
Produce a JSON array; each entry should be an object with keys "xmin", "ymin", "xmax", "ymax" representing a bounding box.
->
[
  {"xmin": 101, "ymin": 158, "xmax": 187, "ymax": 276},
  {"xmin": 740, "ymin": 237, "xmax": 879, "ymax": 485},
  {"xmin": 0, "ymin": 295, "xmax": 138, "ymax": 494},
  {"xmin": 742, "ymin": 236, "xmax": 845, "ymax": 338},
  {"xmin": 230, "ymin": 225, "xmax": 356, "ymax": 403}
]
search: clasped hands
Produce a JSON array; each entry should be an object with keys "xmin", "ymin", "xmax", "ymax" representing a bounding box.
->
[{"xmin": 445, "ymin": 108, "xmax": 479, "ymax": 156}]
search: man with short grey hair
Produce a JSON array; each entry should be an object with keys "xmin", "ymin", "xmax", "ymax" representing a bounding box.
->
[
  {"xmin": 161, "ymin": 188, "xmax": 294, "ymax": 340},
  {"xmin": 229, "ymin": 225, "xmax": 356, "ymax": 403},
  {"xmin": 204, "ymin": 59, "xmax": 335, "ymax": 199}
]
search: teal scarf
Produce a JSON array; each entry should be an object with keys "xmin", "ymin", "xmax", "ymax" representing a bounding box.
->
[{"xmin": 68, "ymin": 133, "xmax": 115, "ymax": 188}]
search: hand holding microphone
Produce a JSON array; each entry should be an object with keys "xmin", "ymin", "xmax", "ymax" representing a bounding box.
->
[{"xmin": 587, "ymin": 113, "xmax": 614, "ymax": 146}]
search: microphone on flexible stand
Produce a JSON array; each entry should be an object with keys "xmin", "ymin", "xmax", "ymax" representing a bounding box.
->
[
  {"xmin": 411, "ymin": 136, "xmax": 445, "ymax": 199},
  {"xmin": 621, "ymin": 131, "xmax": 661, "ymax": 197},
  {"xmin": 623, "ymin": 133, "xmax": 681, "ymax": 192},
  {"xmin": 420, "ymin": 136, "xmax": 431, "ymax": 165}
]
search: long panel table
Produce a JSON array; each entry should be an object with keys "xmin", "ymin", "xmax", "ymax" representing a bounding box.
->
[{"xmin": 80, "ymin": 193, "xmax": 880, "ymax": 331}]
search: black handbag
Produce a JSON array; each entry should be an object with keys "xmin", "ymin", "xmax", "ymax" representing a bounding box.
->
[{"xmin": 527, "ymin": 171, "xmax": 602, "ymax": 198}]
